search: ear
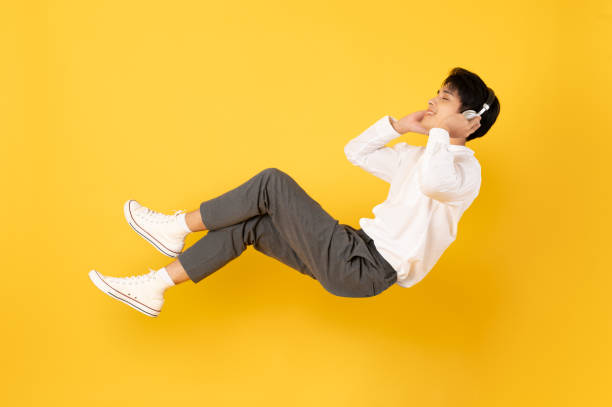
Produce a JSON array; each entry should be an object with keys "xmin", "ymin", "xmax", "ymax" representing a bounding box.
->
[{"xmin": 468, "ymin": 117, "xmax": 481, "ymax": 135}]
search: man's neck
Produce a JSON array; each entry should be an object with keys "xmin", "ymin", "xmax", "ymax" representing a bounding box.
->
[
  {"xmin": 434, "ymin": 126, "xmax": 467, "ymax": 146},
  {"xmin": 449, "ymin": 138, "xmax": 466, "ymax": 147}
]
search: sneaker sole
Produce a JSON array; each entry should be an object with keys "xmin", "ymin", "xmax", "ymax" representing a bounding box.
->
[
  {"xmin": 88, "ymin": 270, "xmax": 161, "ymax": 317},
  {"xmin": 124, "ymin": 200, "xmax": 182, "ymax": 258}
]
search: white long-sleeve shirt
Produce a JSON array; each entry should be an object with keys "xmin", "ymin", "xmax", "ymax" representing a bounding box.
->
[{"xmin": 344, "ymin": 115, "xmax": 482, "ymax": 288}]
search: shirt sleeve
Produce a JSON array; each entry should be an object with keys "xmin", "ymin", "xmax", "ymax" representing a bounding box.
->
[
  {"xmin": 344, "ymin": 115, "xmax": 407, "ymax": 183},
  {"xmin": 417, "ymin": 127, "xmax": 481, "ymax": 203}
]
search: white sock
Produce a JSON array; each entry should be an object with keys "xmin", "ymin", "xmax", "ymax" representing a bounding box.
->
[
  {"xmin": 156, "ymin": 267, "xmax": 176, "ymax": 287},
  {"xmin": 177, "ymin": 213, "xmax": 192, "ymax": 234}
]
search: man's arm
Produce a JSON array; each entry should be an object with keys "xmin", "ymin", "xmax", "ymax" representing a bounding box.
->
[
  {"xmin": 389, "ymin": 116, "xmax": 403, "ymax": 133},
  {"xmin": 344, "ymin": 115, "xmax": 412, "ymax": 184},
  {"xmin": 418, "ymin": 127, "xmax": 481, "ymax": 203}
]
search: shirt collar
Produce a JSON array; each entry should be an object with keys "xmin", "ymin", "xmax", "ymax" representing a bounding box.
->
[{"xmin": 447, "ymin": 144, "xmax": 474, "ymax": 153}]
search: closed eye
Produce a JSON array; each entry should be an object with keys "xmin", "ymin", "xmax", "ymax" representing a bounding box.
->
[{"xmin": 437, "ymin": 89, "xmax": 451, "ymax": 101}]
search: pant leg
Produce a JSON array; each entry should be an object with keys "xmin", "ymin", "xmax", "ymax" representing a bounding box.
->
[
  {"xmin": 179, "ymin": 167, "xmax": 397, "ymax": 297},
  {"xmin": 177, "ymin": 213, "xmax": 315, "ymax": 283},
  {"xmin": 250, "ymin": 215, "xmax": 317, "ymax": 280}
]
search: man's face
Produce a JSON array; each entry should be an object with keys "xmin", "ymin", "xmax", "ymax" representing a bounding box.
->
[{"xmin": 420, "ymin": 84, "xmax": 463, "ymax": 129}]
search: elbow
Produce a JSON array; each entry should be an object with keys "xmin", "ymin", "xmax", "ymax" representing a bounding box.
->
[
  {"xmin": 418, "ymin": 174, "xmax": 457, "ymax": 202},
  {"xmin": 419, "ymin": 183, "xmax": 445, "ymax": 202},
  {"xmin": 344, "ymin": 144, "xmax": 358, "ymax": 164},
  {"xmin": 417, "ymin": 163, "xmax": 479, "ymax": 203},
  {"xmin": 343, "ymin": 142, "xmax": 352, "ymax": 156},
  {"xmin": 419, "ymin": 172, "xmax": 446, "ymax": 194},
  {"xmin": 419, "ymin": 177, "xmax": 475, "ymax": 203}
]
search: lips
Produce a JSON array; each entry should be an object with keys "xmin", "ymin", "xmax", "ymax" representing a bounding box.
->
[{"xmin": 426, "ymin": 109, "xmax": 436, "ymax": 116}]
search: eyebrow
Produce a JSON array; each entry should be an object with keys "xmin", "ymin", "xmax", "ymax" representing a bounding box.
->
[{"xmin": 437, "ymin": 88, "xmax": 454, "ymax": 97}]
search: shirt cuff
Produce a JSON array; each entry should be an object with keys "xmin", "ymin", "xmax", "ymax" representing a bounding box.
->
[
  {"xmin": 428, "ymin": 127, "xmax": 450, "ymax": 145},
  {"xmin": 381, "ymin": 115, "xmax": 402, "ymax": 137}
]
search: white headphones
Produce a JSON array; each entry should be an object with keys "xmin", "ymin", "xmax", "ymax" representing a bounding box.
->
[{"xmin": 462, "ymin": 87, "xmax": 497, "ymax": 120}]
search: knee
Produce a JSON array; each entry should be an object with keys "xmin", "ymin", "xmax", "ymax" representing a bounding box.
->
[
  {"xmin": 261, "ymin": 167, "xmax": 285, "ymax": 177},
  {"xmin": 260, "ymin": 167, "xmax": 291, "ymax": 182}
]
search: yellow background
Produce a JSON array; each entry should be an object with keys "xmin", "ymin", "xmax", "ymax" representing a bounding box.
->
[{"xmin": 2, "ymin": 0, "xmax": 610, "ymax": 405}]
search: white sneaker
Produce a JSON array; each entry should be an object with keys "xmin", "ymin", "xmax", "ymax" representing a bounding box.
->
[
  {"xmin": 124, "ymin": 200, "xmax": 189, "ymax": 258},
  {"xmin": 88, "ymin": 269, "xmax": 167, "ymax": 317}
]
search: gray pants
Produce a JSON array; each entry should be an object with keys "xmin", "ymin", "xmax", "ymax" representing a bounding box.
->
[{"xmin": 177, "ymin": 168, "xmax": 397, "ymax": 298}]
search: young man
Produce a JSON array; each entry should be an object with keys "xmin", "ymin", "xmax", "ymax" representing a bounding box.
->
[{"xmin": 89, "ymin": 67, "xmax": 500, "ymax": 317}]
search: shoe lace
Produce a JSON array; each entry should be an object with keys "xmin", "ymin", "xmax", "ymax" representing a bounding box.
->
[
  {"xmin": 124, "ymin": 268, "xmax": 157, "ymax": 284},
  {"xmin": 139, "ymin": 207, "xmax": 186, "ymax": 224}
]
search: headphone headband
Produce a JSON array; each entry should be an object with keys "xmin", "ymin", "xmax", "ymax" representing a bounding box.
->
[
  {"xmin": 462, "ymin": 87, "xmax": 496, "ymax": 120},
  {"xmin": 476, "ymin": 87, "xmax": 496, "ymax": 116}
]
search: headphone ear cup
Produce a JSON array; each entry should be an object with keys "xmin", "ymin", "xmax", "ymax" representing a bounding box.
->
[{"xmin": 463, "ymin": 110, "xmax": 478, "ymax": 120}]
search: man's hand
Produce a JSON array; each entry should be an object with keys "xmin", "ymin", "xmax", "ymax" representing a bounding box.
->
[
  {"xmin": 390, "ymin": 111, "xmax": 429, "ymax": 135},
  {"xmin": 433, "ymin": 113, "xmax": 481, "ymax": 139}
]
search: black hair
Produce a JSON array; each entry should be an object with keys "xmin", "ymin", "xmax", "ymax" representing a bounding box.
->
[{"xmin": 441, "ymin": 67, "xmax": 500, "ymax": 142}]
